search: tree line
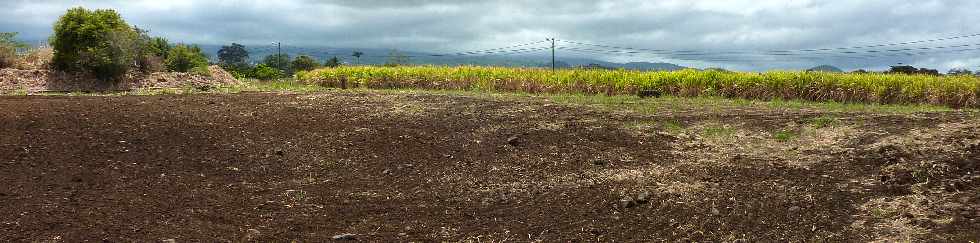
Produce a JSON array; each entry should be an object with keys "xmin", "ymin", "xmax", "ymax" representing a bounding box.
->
[
  {"xmin": 215, "ymin": 43, "xmax": 341, "ymax": 80},
  {"xmin": 215, "ymin": 45, "xmax": 415, "ymax": 80}
]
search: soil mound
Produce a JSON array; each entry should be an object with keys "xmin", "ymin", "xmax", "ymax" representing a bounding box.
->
[{"xmin": 0, "ymin": 65, "xmax": 239, "ymax": 93}]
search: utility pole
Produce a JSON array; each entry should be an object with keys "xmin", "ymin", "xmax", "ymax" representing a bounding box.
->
[
  {"xmin": 273, "ymin": 42, "xmax": 282, "ymax": 73},
  {"xmin": 547, "ymin": 38, "xmax": 557, "ymax": 82},
  {"xmin": 547, "ymin": 38, "xmax": 556, "ymax": 71}
]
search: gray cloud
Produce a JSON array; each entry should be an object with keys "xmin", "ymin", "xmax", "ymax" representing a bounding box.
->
[{"xmin": 3, "ymin": 0, "xmax": 980, "ymax": 71}]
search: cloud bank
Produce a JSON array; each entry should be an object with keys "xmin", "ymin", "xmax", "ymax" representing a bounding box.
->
[{"xmin": 3, "ymin": 0, "xmax": 980, "ymax": 70}]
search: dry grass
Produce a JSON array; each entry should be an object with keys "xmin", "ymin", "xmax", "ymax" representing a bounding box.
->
[{"xmin": 16, "ymin": 47, "xmax": 53, "ymax": 70}]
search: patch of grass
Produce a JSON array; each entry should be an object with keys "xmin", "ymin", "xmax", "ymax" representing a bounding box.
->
[
  {"xmin": 702, "ymin": 125, "xmax": 736, "ymax": 138},
  {"xmin": 250, "ymin": 79, "xmax": 330, "ymax": 93},
  {"xmin": 12, "ymin": 85, "xmax": 29, "ymax": 96},
  {"xmin": 663, "ymin": 120, "xmax": 685, "ymax": 133},
  {"xmin": 773, "ymin": 130, "xmax": 799, "ymax": 142},
  {"xmin": 807, "ymin": 115, "xmax": 840, "ymax": 128}
]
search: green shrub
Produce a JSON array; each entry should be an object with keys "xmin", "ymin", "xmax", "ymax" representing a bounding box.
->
[
  {"xmin": 253, "ymin": 64, "xmax": 283, "ymax": 80},
  {"xmin": 263, "ymin": 54, "xmax": 291, "ymax": 74},
  {"xmin": 190, "ymin": 65, "xmax": 212, "ymax": 77},
  {"xmin": 165, "ymin": 44, "xmax": 209, "ymax": 73},
  {"xmin": 292, "ymin": 55, "xmax": 320, "ymax": 72},
  {"xmin": 131, "ymin": 29, "xmax": 168, "ymax": 73},
  {"xmin": 51, "ymin": 7, "xmax": 136, "ymax": 80}
]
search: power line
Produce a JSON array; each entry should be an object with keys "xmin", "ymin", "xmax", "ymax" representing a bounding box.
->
[
  {"xmin": 774, "ymin": 33, "xmax": 980, "ymax": 53},
  {"xmin": 559, "ymin": 39, "xmax": 980, "ymax": 63},
  {"xmin": 440, "ymin": 40, "xmax": 550, "ymax": 56}
]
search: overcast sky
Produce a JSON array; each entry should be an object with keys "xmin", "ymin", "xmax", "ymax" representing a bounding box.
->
[{"xmin": 3, "ymin": 0, "xmax": 980, "ymax": 71}]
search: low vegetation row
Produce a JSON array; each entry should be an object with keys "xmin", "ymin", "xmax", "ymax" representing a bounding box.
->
[
  {"xmin": 216, "ymin": 43, "xmax": 342, "ymax": 81},
  {"xmin": 297, "ymin": 66, "xmax": 980, "ymax": 108}
]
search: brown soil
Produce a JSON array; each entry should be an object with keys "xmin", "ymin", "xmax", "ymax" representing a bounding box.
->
[
  {"xmin": 0, "ymin": 65, "xmax": 238, "ymax": 93},
  {"xmin": 0, "ymin": 91, "xmax": 977, "ymax": 242}
]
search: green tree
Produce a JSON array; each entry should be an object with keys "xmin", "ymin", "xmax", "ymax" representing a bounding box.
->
[
  {"xmin": 165, "ymin": 44, "xmax": 209, "ymax": 73},
  {"xmin": 291, "ymin": 55, "xmax": 321, "ymax": 71},
  {"xmin": 351, "ymin": 51, "xmax": 363, "ymax": 65},
  {"xmin": 51, "ymin": 7, "xmax": 137, "ymax": 80},
  {"xmin": 324, "ymin": 56, "xmax": 341, "ymax": 68},
  {"xmin": 128, "ymin": 27, "xmax": 169, "ymax": 73},
  {"xmin": 0, "ymin": 32, "xmax": 29, "ymax": 68},
  {"xmin": 147, "ymin": 37, "xmax": 170, "ymax": 59},
  {"xmin": 252, "ymin": 64, "xmax": 282, "ymax": 80},
  {"xmin": 263, "ymin": 54, "xmax": 291, "ymax": 73},
  {"xmin": 218, "ymin": 43, "xmax": 249, "ymax": 68}
]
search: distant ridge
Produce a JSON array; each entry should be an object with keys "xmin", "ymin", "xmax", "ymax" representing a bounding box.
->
[
  {"xmin": 198, "ymin": 44, "xmax": 687, "ymax": 71},
  {"xmin": 807, "ymin": 65, "xmax": 844, "ymax": 72}
]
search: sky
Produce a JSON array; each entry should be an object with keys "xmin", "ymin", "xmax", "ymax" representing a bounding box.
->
[{"xmin": 3, "ymin": 0, "xmax": 980, "ymax": 71}]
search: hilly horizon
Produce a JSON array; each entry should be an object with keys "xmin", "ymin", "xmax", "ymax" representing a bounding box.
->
[{"xmin": 197, "ymin": 44, "xmax": 689, "ymax": 71}]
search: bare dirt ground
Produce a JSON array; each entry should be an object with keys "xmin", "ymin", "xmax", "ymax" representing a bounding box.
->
[{"xmin": 0, "ymin": 91, "xmax": 977, "ymax": 242}]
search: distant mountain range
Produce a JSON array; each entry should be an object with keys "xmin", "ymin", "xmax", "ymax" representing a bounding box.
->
[
  {"xmin": 197, "ymin": 45, "xmax": 688, "ymax": 71},
  {"xmin": 807, "ymin": 65, "xmax": 844, "ymax": 72}
]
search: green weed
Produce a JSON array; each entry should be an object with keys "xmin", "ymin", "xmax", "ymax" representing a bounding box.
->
[{"xmin": 773, "ymin": 130, "xmax": 799, "ymax": 142}]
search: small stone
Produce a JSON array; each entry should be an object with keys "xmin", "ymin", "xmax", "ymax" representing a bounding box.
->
[
  {"xmin": 332, "ymin": 233, "xmax": 356, "ymax": 241},
  {"xmin": 398, "ymin": 233, "xmax": 407, "ymax": 237},
  {"xmin": 245, "ymin": 229, "xmax": 261, "ymax": 240},
  {"xmin": 789, "ymin": 206, "xmax": 801, "ymax": 212},
  {"xmin": 958, "ymin": 197, "xmax": 971, "ymax": 204},
  {"xmin": 162, "ymin": 239, "xmax": 176, "ymax": 243},
  {"xmin": 506, "ymin": 135, "xmax": 520, "ymax": 146},
  {"xmin": 636, "ymin": 191, "xmax": 651, "ymax": 204},
  {"xmin": 382, "ymin": 169, "xmax": 392, "ymax": 175},
  {"xmin": 619, "ymin": 197, "xmax": 637, "ymax": 208},
  {"xmin": 710, "ymin": 207, "xmax": 721, "ymax": 215}
]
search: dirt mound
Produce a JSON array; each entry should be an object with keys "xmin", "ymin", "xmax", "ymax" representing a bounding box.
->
[
  {"xmin": 0, "ymin": 65, "xmax": 239, "ymax": 93},
  {"xmin": 130, "ymin": 66, "xmax": 239, "ymax": 90}
]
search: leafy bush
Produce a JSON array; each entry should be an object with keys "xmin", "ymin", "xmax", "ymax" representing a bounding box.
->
[
  {"xmin": 165, "ymin": 44, "xmax": 209, "ymax": 73},
  {"xmin": 292, "ymin": 55, "xmax": 320, "ymax": 71},
  {"xmin": 128, "ymin": 29, "xmax": 168, "ymax": 73},
  {"xmin": 252, "ymin": 64, "xmax": 282, "ymax": 80},
  {"xmin": 51, "ymin": 7, "xmax": 136, "ymax": 80},
  {"xmin": 191, "ymin": 65, "xmax": 212, "ymax": 77},
  {"xmin": 218, "ymin": 43, "xmax": 249, "ymax": 68},
  {"xmin": 263, "ymin": 54, "xmax": 291, "ymax": 74}
]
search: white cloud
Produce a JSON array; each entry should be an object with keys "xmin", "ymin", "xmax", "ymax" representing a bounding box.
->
[{"xmin": 2, "ymin": 0, "xmax": 980, "ymax": 71}]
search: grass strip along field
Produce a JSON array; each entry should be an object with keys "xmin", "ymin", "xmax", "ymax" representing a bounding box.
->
[{"xmin": 296, "ymin": 66, "xmax": 980, "ymax": 108}]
